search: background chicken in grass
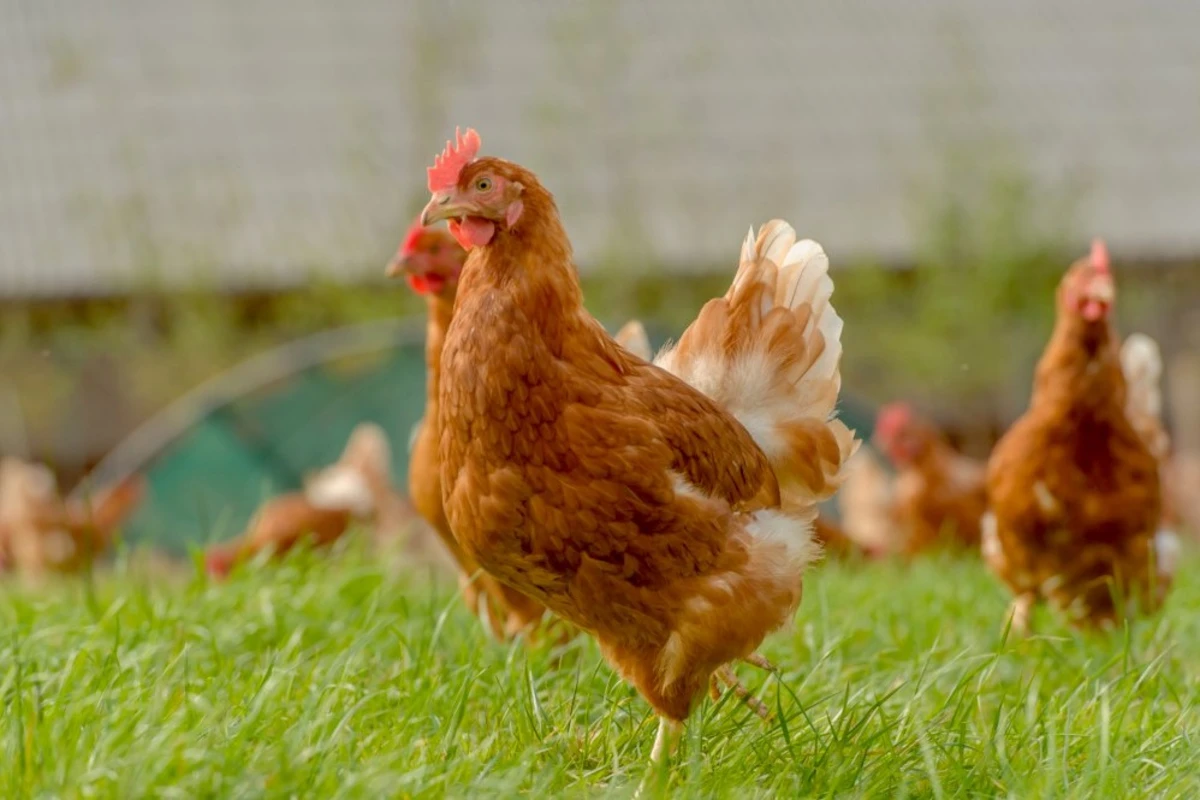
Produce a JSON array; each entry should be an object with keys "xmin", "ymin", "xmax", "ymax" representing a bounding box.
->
[
  {"xmin": 984, "ymin": 241, "xmax": 1175, "ymax": 632},
  {"xmin": 204, "ymin": 423, "xmax": 416, "ymax": 578},
  {"xmin": 871, "ymin": 402, "xmax": 988, "ymax": 556},
  {"xmin": 0, "ymin": 458, "xmax": 144, "ymax": 578}
]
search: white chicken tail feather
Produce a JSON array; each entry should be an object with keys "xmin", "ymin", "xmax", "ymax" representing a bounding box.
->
[
  {"xmin": 656, "ymin": 219, "xmax": 858, "ymax": 511},
  {"xmin": 1121, "ymin": 333, "xmax": 1163, "ymax": 417},
  {"xmin": 1120, "ymin": 332, "xmax": 1171, "ymax": 461},
  {"xmin": 1154, "ymin": 529, "xmax": 1180, "ymax": 580}
]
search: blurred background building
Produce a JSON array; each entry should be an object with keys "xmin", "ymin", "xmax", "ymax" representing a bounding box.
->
[{"xmin": 2, "ymin": 1, "xmax": 1199, "ymax": 485}]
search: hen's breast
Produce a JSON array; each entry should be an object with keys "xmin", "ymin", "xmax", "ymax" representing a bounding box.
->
[{"xmin": 993, "ymin": 412, "xmax": 1159, "ymax": 544}]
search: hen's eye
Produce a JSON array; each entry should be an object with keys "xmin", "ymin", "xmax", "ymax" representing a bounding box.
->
[{"xmin": 475, "ymin": 177, "xmax": 493, "ymax": 192}]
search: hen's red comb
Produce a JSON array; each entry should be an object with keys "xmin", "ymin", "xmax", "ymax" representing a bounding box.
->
[
  {"xmin": 875, "ymin": 402, "xmax": 913, "ymax": 442},
  {"xmin": 427, "ymin": 127, "xmax": 481, "ymax": 194},
  {"xmin": 400, "ymin": 217, "xmax": 425, "ymax": 256},
  {"xmin": 1090, "ymin": 238, "xmax": 1110, "ymax": 274}
]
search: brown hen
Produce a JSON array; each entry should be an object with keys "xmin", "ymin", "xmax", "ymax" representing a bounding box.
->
[
  {"xmin": 204, "ymin": 423, "xmax": 406, "ymax": 577},
  {"xmin": 983, "ymin": 241, "xmax": 1172, "ymax": 632},
  {"xmin": 418, "ymin": 128, "xmax": 856, "ymax": 767}
]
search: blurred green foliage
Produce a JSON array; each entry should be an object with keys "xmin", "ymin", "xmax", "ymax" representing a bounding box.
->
[{"xmin": 837, "ymin": 161, "xmax": 1077, "ymax": 422}]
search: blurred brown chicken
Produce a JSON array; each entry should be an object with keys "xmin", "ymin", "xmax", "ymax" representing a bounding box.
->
[
  {"xmin": 0, "ymin": 457, "xmax": 144, "ymax": 576},
  {"xmin": 204, "ymin": 423, "xmax": 410, "ymax": 578},
  {"xmin": 870, "ymin": 402, "xmax": 987, "ymax": 556},
  {"xmin": 984, "ymin": 241, "xmax": 1173, "ymax": 632}
]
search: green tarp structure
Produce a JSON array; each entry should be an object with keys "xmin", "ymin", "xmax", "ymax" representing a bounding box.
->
[{"xmin": 77, "ymin": 318, "xmax": 877, "ymax": 555}]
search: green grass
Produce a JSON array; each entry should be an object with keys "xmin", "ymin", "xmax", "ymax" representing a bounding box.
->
[{"xmin": 1, "ymin": 546, "xmax": 1197, "ymax": 799}]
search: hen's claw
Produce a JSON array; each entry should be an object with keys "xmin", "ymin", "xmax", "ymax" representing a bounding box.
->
[
  {"xmin": 742, "ymin": 653, "xmax": 777, "ymax": 672},
  {"xmin": 715, "ymin": 665, "xmax": 772, "ymax": 721}
]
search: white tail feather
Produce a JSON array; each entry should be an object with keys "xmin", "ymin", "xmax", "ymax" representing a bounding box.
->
[
  {"xmin": 1120, "ymin": 332, "xmax": 1170, "ymax": 460},
  {"xmin": 1121, "ymin": 332, "xmax": 1163, "ymax": 420},
  {"xmin": 655, "ymin": 220, "xmax": 858, "ymax": 511}
]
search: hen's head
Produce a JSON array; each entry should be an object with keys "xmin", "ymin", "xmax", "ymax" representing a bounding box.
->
[
  {"xmin": 1058, "ymin": 239, "xmax": 1115, "ymax": 323},
  {"xmin": 419, "ymin": 128, "xmax": 544, "ymax": 250},
  {"xmin": 873, "ymin": 402, "xmax": 936, "ymax": 467},
  {"xmin": 387, "ymin": 217, "xmax": 467, "ymax": 298}
]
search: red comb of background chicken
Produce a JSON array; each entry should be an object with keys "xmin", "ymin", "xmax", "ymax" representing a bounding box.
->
[
  {"xmin": 427, "ymin": 127, "xmax": 481, "ymax": 194},
  {"xmin": 204, "ymin": 544, "xmax": 237, "ymax": 579},
  {"xmin": 874, "ymin": 402, "xmax": 913, "ymax": 445},
  {"xmin": 401, "ymin": 217, "xmax": 426, "ymax": 257},
  {"xmin": 1091, "ymin": 238, "xmax": 1110, "ymax": 274}
]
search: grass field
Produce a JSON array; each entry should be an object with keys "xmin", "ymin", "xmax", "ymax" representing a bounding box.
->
[{"xmin": 1, "ymin": 545, "xmax": 1196, "ymax": 799}]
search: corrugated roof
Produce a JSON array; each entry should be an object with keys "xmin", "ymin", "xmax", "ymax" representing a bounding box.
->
[{"xmin": 2, "ymin": 0, "xmax": 1199, "ymax": 296}]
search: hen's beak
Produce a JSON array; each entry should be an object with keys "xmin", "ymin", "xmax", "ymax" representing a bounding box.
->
[
  {"xmin": 421, "ymin": 193, "xmax": 466, "ymax": 227},
  {"xmin": 1086, "ymin": 277, "xmax": 1115, "ymax": 306},
  {"xmin": 1080, "ymin": 274, "xmax": 1115, "ymax": 321},
  {"xmin": 385, "ymin": 254, "xmax": 407, "ymax": 279}
]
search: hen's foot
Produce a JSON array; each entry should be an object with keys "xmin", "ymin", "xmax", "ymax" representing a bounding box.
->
[
  {"xmin": 635, "ymin": 717, "xmax": 682, "ymax": 799},
  {"xmin": 1004, "ymin": 593, "xmax": 1035, "ymax": 637},
  {"xmin": 742, "ymin": 652, "xmax": 777, "ymax": 672},
  {"xmin": 715, "ymin": 665, "xmax": 772, "ymax": 721}
]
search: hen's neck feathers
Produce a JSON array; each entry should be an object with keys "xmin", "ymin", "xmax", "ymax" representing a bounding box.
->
[
  {"xmin": 1032, "ymin": 313, "xmax": 1126, "ymax": 415},
  {"xmin": 457, "ymin": 178, "xmax": 589, "ymax": 348},
  {"xmin": 909, "ymin": 437, "xmax": 957, "ymax": 473}
]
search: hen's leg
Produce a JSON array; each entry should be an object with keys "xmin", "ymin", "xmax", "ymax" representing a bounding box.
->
[
  {"xmin": 1004, "ymin": 593, "xmax": 1035, "ymax": 636},
  {"xmin": 635, "ymin": 717, "xmax": 683, "ymax": 798},
  {"xmin": 650, "ymin": 717, "xmax": 682, "ymax": 763},
  {"xmin": 715, "ymin": 665, "xmax": 772, "ymax": 720}
]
